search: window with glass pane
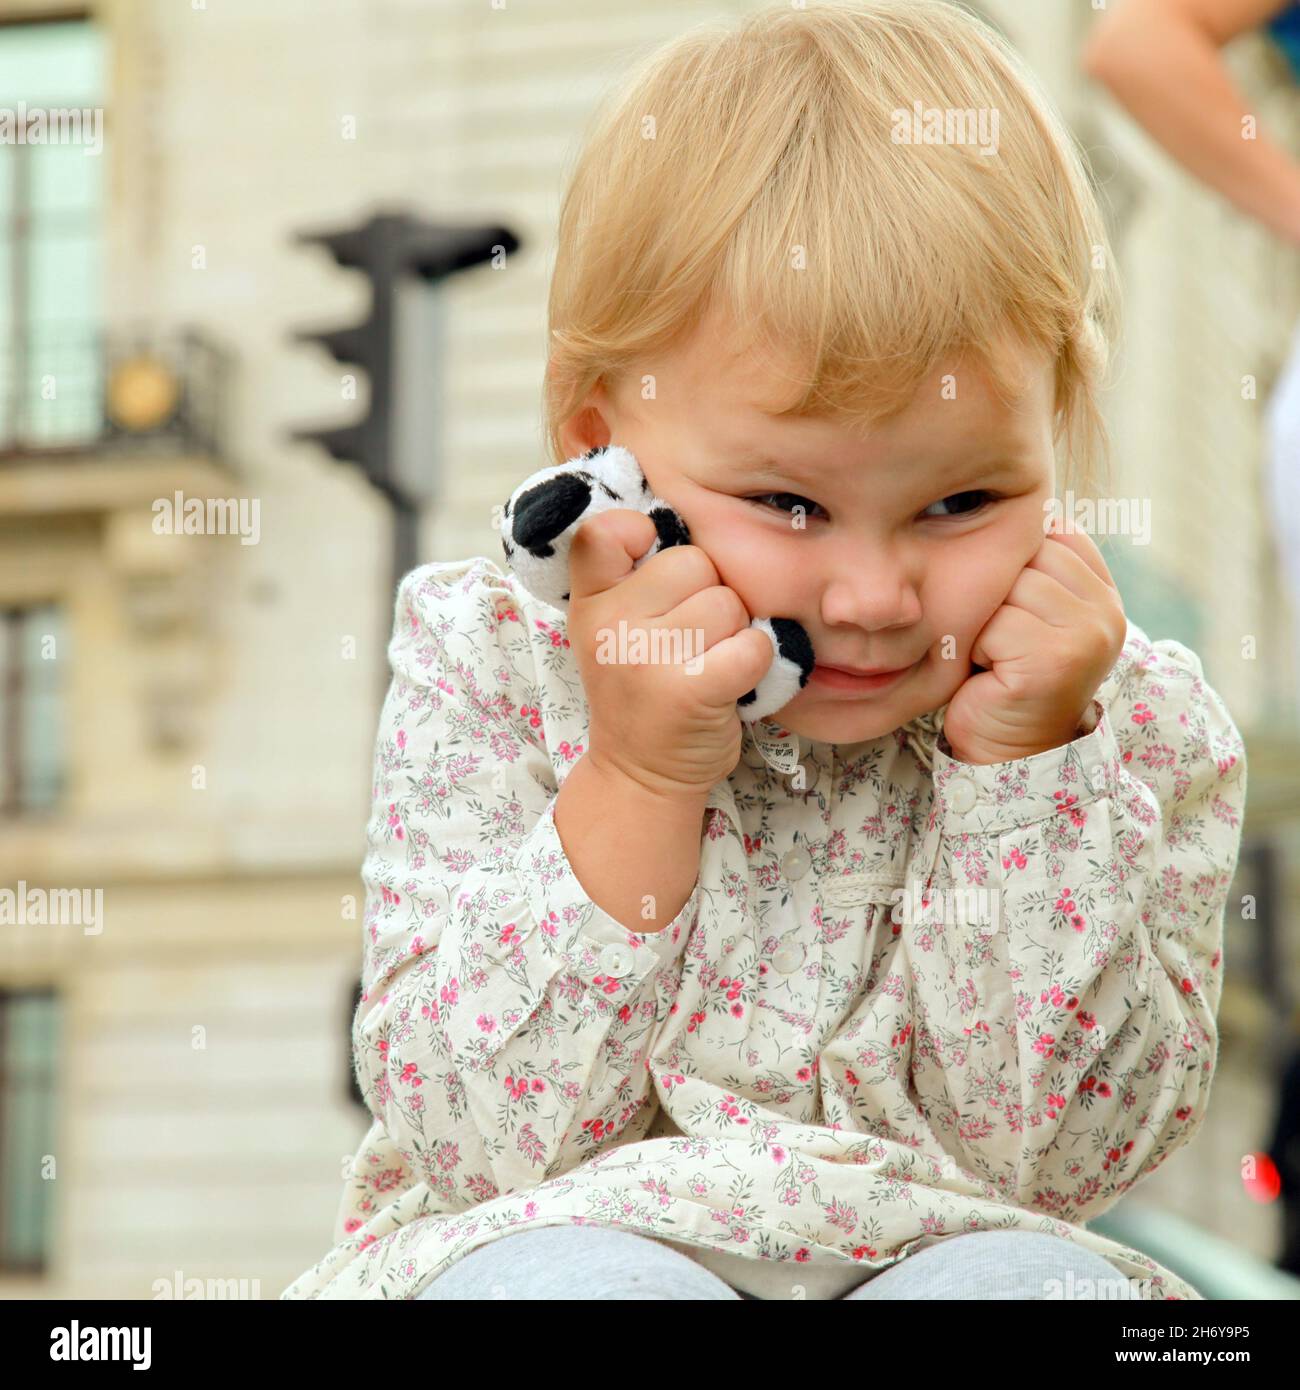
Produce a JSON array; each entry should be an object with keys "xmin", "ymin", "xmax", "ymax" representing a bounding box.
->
[
  {"xmin": 0, "ymin": 19, "xmax": 105, "ymax": 450},
  {"xmin": 0, "ymin": 602, "xmax": 66, "ymax": 815},
  {"xmin": 0, "ymin": 990, "xmax": 59, "ymax": 1273}
]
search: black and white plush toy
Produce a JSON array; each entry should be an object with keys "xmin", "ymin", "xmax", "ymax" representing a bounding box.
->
[{"xmin": 499, "ymin": 444, "xmax": 816, "ymax": 723}]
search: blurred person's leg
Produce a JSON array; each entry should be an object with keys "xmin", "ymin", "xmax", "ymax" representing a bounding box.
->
[{"xmin": 1265, "ymin": 1032, "xmax": 1300, "ymax": 1278}]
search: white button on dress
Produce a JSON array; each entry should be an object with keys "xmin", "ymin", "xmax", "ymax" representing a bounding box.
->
[
  {"xmin": 771, "ymin": 937, "xmax": 806, "ymax": 973},
  {"xmin": 598, "ymin": 942, "xmax": 634, "ymax": 977},
  {"xmin": 780, "ymin": 847, "xmax": 811, "ymax": 879},
  {"xmin": 948, "ymin": 775, "xmax": 977, "ymax": 814}
]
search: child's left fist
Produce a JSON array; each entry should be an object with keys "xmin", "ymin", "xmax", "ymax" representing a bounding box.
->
[{"xmin": 941, "ymin": 521, "xmax": 1128, "ymax": 766}]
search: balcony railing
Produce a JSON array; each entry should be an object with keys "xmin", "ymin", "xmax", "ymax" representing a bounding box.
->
[{"xmin": 0, "ymin": 323, "xmax": 232, "ymax": 463}]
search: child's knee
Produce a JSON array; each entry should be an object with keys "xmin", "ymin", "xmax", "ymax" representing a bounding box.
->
[{"xmin": 417, "ymin": 1223, "xmax": 740, "ymax": 1300}]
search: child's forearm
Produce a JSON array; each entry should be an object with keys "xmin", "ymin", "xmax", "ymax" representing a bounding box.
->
[{"xmin": 553, "ymin": 752, "xmax": 708, "ymax": 933}]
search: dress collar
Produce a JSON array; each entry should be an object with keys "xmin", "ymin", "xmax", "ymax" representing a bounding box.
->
[
  {"xmin": 707, "ymin": 707, "xmax": 949, "ymax": 837},
  {"xmin": 740, "ymin": 705, "xmax": 949, "ymax": 778}
]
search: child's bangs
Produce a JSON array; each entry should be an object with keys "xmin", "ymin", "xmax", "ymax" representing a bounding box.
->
[{"xmin": 704, "ymin": 188, "xmax": 1066, "ymax": 437}]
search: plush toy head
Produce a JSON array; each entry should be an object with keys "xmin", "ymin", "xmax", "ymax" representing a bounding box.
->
[{"xmin": 500, "ymin": 444, "xmax": 815, "ymax": 722}]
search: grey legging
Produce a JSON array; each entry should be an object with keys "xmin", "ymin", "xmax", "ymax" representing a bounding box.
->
[{"xmin": 413, "ymin": 1223, "xmax": 1154, "ymax": 1300}]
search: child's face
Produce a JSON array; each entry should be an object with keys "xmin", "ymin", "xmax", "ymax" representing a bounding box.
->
[{"xmin": 560, "ymin": 312, "xmax": 1058, "ymax": 747}]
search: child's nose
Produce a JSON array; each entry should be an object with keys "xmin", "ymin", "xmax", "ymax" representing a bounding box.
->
[{"xmin": 818, "ymin": 550, "xmax": 922, "ymax": 630}]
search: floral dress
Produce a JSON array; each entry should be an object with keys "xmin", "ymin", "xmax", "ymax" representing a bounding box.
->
[{"xmin": 281, "ymin": 555, "xmax": 1247, "ymax": 1301}]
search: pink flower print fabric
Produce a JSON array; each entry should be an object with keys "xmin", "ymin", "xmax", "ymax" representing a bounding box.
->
[{"xmin": 281, "ymin": 556, "xmax": 1246, "ymax": 1301}]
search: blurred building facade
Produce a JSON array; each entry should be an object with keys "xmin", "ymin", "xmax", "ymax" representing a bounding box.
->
[{"xmin": 0, "ymin": 0, "xmax": 1295, "ymax": 1298}]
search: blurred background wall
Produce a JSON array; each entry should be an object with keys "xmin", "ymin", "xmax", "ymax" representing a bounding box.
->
[{"xmin": 0, "ymin": 0, "xmax": 1296, "ymax": 1298}]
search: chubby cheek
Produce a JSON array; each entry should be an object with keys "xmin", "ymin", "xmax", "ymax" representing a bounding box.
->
[
  {"xmin": 689, "ymin": 508, "xmax": 781, "ymax": 611},
  {"xmin": 919, "ymin": 556, "xmax": 1017, "ymax": 690}
]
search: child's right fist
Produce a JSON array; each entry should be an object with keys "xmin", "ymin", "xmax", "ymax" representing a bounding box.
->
[
  {"xmin": 498, "ymin": 444, "xmax": 815, "ymax": 722},
  {"xmin": 567, "ymin": 509, "xmax": 776, "ymax": 803}
]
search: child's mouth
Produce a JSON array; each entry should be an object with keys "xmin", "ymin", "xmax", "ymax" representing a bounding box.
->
[{"xmin": 808, "ymin": 660, "xmax": 917, "ymax": 694}]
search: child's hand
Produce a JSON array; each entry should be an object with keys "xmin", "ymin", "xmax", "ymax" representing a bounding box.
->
[
  {"xmin": 567, "ymin": 508, "xmax": 775, "ymax": 803},
  {"xmin": 941, "ymin": 520, "xmax": 1127, "ymax": 765}
]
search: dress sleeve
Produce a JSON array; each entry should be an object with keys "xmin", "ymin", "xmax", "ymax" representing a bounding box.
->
[
  {"xmin": 354, "ymin": 557, "xmax": 701, "ymax": 1201},
  {"xmin": 904, "ymin": 621, "xmax": 1247, "ymax": 1223}
]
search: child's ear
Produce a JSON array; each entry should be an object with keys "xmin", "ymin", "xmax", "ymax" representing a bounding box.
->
[{"xmin": 558, "ymin": 399, "xmax": 613, "ymax": 461}]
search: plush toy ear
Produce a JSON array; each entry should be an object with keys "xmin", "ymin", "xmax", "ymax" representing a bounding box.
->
[
  {"xmin": 500, "ymin": 445, "xmax": 815, "ymax": 721},
  {"xmin": 499, "ymin": 445, "xmax": 654, "ymax": 611}
]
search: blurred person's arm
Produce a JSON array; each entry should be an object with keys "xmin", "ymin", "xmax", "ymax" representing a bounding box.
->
[{"xmin": 1083, "ymin": 0, "xmax": 1300, "ymax": 245}]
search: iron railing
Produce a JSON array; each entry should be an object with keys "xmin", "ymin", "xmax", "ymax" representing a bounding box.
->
[{"xmin": 0, "ymin": 322, "xmax": 232, "ymax": 463}]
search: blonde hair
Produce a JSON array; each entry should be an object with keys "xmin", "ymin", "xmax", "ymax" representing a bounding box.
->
[{"xmin": 544, "ymin": 0, "xmax": 1120, "ymax": 497}]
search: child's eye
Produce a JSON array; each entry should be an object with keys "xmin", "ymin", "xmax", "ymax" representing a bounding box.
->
[
  {"xmin": 921, "ymin": 489, "xmax": 996, "ymax": 519},
  {"xmin": 744, "ymin": 492, "xmax": 829, "ymax": 520}
]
